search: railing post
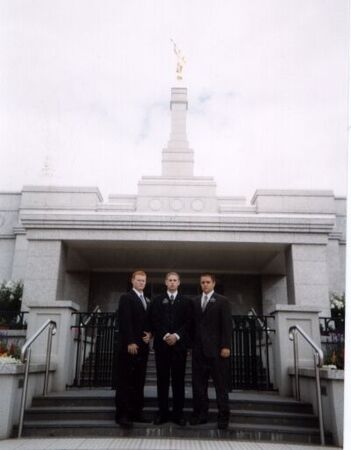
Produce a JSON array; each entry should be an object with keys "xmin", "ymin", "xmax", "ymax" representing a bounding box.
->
[
  {"xmin": 18, "ymin": 347, "xmax": 31, "ymax": 438},
  {"xmin": 289, "ymin": 325, "xmax": 325, "ymax": 446},
  {"xmin": 43, "ymin": 323, "xmax": 55, "ymax": 396},
  {"xmin": 18, "ymin": 319, "xmax": 57, "ymax": 438},
  {"xmin": 314, "ymin": 352, "xmax": 325, "ymax": 446},
  {"xmin": 292, "ymin": 329, "xmax": 300, "ymax": 400}
]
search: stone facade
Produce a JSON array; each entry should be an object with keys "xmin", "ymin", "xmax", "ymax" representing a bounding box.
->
[
  {"xmin": 0, "ymin": 88, "xmax": 346, "ymax": 319},
  {"xmin": 0, "ymin": 85, "xmax": 346, "ymax": 402}
]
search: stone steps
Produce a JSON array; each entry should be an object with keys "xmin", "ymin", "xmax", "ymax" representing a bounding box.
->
[
  {"xmin": 17, "ymin": 390, "xmax": 332, "ymax": 444},
  {"xmin": 16, "ymin": 420, "xmax": 331, "ymax": 444},
  {"xmin": 24, "ymin": 406, "xmax": 319, "ymax": 428}
]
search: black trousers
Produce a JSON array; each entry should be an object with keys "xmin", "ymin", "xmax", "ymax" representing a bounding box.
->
[
  {"xmin": 115, "ymin": 350, "xmax": 148, "ymax": 419},
  {"xmin": 192, "ymin": 349, "xmax": 230, "ymax": 420},
  {"xmin": 155, "ymin": 348, "xmax": 187, "ymax": 417}
]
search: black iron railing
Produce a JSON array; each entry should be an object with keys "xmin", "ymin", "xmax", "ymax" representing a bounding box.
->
[
  {"xmin": 71, "ymin": 311, "xmax": 118, "ymax": 387},
  {"xmin": 71, "ymin": 312, "xmax": 275, "ymax": 390},
  {"xmin": 231, "ymin": 315, "xmax": 275, "ymax": 390},
  {"xmin": 319, "ymin": 317, "xmax": 345, "ymax": 369}
]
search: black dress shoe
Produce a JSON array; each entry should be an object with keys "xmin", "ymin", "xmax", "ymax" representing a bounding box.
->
[
  {"xmin": 119, "ymin": 416, "xmax": 133, "ymax": 429},
  {"xmin": 173, "ymin": 416, "xmax": 186, "ymax": 426},
  {"xmin": 217, "ymin": 418, "xmax": 229, "ymax": 430},
  {"xmin": 189, "ymin": 415, "xmax": 207, "ymax": 425},
  {"xmin": 132, "ymin": 414, "xmax": 151, "ymax": 423},
  {"xmin": 154, "ymin": 414, "xmax": 169, "ymax": 425}
]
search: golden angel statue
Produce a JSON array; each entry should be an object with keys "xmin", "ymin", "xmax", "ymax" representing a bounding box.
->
[{"xmin": 171, "ymin": 39, "xmax": 186, "ymax": 81}]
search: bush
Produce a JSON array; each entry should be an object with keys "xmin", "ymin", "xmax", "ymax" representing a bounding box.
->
[
  {"xmin": 0, "ymin": 280, "xmax": 23, "ymax": 311},
  {"xmin": 330, "ymin": 292, "xmax": 345, "ymax": 318}
]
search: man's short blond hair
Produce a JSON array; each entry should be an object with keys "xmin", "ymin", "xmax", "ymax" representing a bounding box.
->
[
  {"xmin": 131, "ymin": 270, "xmax": 147, "ymax": 280},
  {"xmin": 165, "ymin": 271, "xmax": 180, "ymax": 280}
]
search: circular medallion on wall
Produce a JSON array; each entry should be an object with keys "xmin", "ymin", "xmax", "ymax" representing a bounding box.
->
[
  {"xmin": 149, "ymin": 199, "xmax": 162, "ymax": 211},
  {"xmin": 171, "ymin": 199, "xmax": 184, "ymax": 211},
  {"xmin": 191, "ymin": 199, "xmax": 204, "ymax": 211}
]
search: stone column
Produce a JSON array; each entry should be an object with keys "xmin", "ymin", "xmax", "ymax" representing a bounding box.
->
[
  {"xmin": 285, "ymin": 244, "xmax": 330, "ymax": 316},
  {"xmin": 261, "ymin": 275, "xmax": 288, "ymax": 315},
  {"xmin": 22, "ymin": 240, "xmax": 66, "ymax": 307},
  {"xmin": 25, "ymin": 301, "xmax": 79, "ymax": 391},
  {"xmin": 162, "ymin": 87, "xmax": 194, "ymax": 177},
  {"xmin": 21, "ymin": 239, "xmax": 79, "ymax": 391},
  {"xmin": 270, "ymin": 305, "xmax": 322, "ymax": 396},
  {"xmin": 11, "ymin": 233, "xmax": 28, "ymax": 281}
]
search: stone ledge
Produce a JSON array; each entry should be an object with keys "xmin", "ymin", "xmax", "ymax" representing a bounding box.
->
[
  {"xmin": 288, "ymin": 366, "xmax": 344, "ymax": 380},
  {"xmin": 0, "ymin": 362, "xmax": 57, "ymax": 375},
  {"xmin": 26, "ymin": 300, "xmax": 80, "ymax": 311},
  {"xmin": 270, "ymin": 304, "xmax": 322, "ymax": 314}
]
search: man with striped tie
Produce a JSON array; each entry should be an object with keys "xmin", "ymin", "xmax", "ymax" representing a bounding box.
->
[
  {"xmin": 115, "ymin": 270, "xmax": 152, "ymax": 428},
  {"xmin": 190, "ymin": 273, "xmax": 232, "ymax": 430}
]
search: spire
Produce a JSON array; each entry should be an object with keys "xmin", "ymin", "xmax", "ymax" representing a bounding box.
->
[{"xmin": 162, "ymin": 87, "xmax": 194, "ymax": 177}]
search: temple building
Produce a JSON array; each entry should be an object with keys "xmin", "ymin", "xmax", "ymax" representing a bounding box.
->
[
  {"xmin": 0, "ymin": 86, "xmax": 345, "ymax": 318},
  {"xmin": 0, "ymin": 84, "xmax": 346, "ymax": 445}
]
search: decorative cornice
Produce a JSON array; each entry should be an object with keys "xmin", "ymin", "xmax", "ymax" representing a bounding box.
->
[
  {"xmin": 0, "ymin": 233, "xmax": 16, "ymax": 240},
  {"xmin": 13, "ymin": 226, "xmax": 26, "ymax": 235},
  {"xmin": 19, "ymin": 212, "xmax": 335, "ymax": 234},
  {"xmin": 329, "ymin": 231, "xmax": 344, "ymax": 241}
]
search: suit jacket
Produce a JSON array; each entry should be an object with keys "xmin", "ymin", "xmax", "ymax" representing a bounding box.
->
[
  {"xmin": 151, "ymin": 293, "xmax": 192, "ymax": 353},
  {"xmin": 192, "ymin": 292, "xmax": 232, "ymax": 358},
  {"xmin": 117, "ymin": 290, "xmax": 151, "ymax": 353}
]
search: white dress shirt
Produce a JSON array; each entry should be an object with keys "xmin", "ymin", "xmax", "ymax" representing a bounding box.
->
[
  {"xmin": 167, "ymin": 290, "xmax": 178, "ymax": 301},
  {"xmin": 133, "ymin": 288, "xmax": 147, "ymax": 309},
  {"xmin": 163, "ymin": 290, "xmax": 180, "ymax": 341}
]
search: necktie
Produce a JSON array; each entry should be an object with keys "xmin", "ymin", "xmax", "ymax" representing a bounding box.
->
[
  {"xmin": 202, "ymin": 295, "xmax": 208, "ymax": 312},
  {"xmin": 139, "ymin": 294, "xmax": 147, "ymax": 310},
  {"xmin": 170, "ymin": 294, "xmax": 175, "ymax": 304}
]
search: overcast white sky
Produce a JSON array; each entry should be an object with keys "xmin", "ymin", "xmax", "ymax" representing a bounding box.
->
[{"xmin": 0, "ymin": 0, "xmax": 349, "ymax": 201}]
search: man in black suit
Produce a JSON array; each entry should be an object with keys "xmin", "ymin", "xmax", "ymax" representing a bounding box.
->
[
  {"xmin": 190, "ymin": 273, "xmax": 232, "ymax": 430},
  {"xmin": 115, "ymin": 270, "xmax": 152, "ymax": 428},
  {"xmin": 151, "ymin": 272, "xmax": 192, "ymax": 426}
]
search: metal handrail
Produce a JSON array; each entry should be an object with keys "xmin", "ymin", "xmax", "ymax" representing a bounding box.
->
[
  {"xmin": 81, "ymin": 305, "xmax": 102, "ymax": 327},
  {"xmin": 248, "ymin": 307, "xmax": 270, "ymax": 331},
  {"xmin": 288, "ymin": 325, "xmax": 325, "ymax": 446},
  {"xmin": 18, "ymin": 319, "xmax": 57, "ymax": 438}
]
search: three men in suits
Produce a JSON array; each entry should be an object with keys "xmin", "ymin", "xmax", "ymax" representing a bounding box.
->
[
  {"xmin": 151, "ymin": 272, "xmax": 192, "ymax": 426},
  {"xmin": 115, "ymin": 270, "xmax": 152, "ymax": 428},
  {"xmin": 190, "ymin": 273, "xmax": 232, "ymax": 430}
]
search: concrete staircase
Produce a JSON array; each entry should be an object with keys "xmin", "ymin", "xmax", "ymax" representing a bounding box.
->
[
  {"xmin": 79, "ymin": 351, "xmax": 272, "ymax": 390},
  {"xmin": 16, "ymin": 388, "xmax": 332, "ymax": 444}
]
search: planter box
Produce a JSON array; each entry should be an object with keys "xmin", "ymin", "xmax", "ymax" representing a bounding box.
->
[
  {"xmin": 0, "ymin": 329, "xmax": 26, "ymax": 350},
  {"xmin": 0, "ymin": 361, "xmax": 56, "ymax": 439}
]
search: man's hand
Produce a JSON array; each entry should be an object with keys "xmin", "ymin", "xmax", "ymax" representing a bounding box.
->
[
  {"xmin": 220, "ymin": 348, "xmax": 230, "ymax": 358},
  {"xmin": 142, "ymin": 331, "xmax": 151, "ymax": 344},
  {"xmin": 128, "ymin": 343, "xmax": 139, "ymax": 355},
  {"xmin": 165, "ymin": 333, "xmax": 178, "ymax": 346}
]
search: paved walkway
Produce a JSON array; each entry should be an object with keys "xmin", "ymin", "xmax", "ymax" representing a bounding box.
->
[{"xmin": 0, "ymin": 438, "xmax": 338, "ymax": 450}]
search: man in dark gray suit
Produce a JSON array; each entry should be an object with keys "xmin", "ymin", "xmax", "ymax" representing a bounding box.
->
[
  {"xmin": 151, "ymin": 272, "xmax": 192, "ymax": 426},
  {"xmin": 115, "ymin": 270, "xmax": 152, "ymax": 429},
  {"xmin": 190, "ymin": 273, "xmax": 232, "ymax": 430}
]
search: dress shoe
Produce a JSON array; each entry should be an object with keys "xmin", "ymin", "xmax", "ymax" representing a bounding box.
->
[
  {"xmin": 118, "ymin": 416, "xmax": 133, "ymax": 429},
  {"xmin": 189, "ymin": 415, "xmax": 207, "ymax": 425},
  {"xmin": 173, "ymin": 415, "xmax": 186, "ymax": 426},
  {"xmin": 132, "ymin": 413, "xmax": 151, "ymax": 423},
  {"xmin": 154, "ymin": 414, "xmax": 169, "ymax": 425},
  {"xmin": 217, "ymin": 418, "xmax": 229, "ymax": 430}
]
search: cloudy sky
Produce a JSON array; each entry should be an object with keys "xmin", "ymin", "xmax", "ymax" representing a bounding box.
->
[{"xmin": 0, "ymin": 0, "xmax": 349, "ymax": 201}]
